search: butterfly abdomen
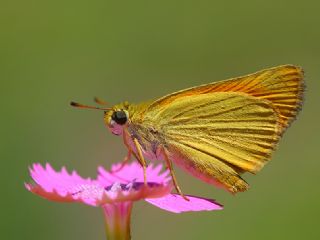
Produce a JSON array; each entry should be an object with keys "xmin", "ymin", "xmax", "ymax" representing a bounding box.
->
[{"xmin": 227, "ymin": 175, "xmax": 249, "ymax": 193}]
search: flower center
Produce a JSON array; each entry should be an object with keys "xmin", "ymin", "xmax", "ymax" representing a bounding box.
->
[{"xmin": 105, "ymin": 181, "xmax": 161, "ymax": 192}]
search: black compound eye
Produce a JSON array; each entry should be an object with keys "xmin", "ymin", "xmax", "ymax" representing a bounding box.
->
[{"xmin": 111, "ymin": 110, "xmax": 128, "ymax": 125}]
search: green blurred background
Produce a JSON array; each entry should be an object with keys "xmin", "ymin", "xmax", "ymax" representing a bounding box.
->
[{"xmin": 1, "ymin": 0, "xmax": 319, "ymax": 239}]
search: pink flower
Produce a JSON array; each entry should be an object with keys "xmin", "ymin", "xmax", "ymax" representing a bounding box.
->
[{"xmin": 26, "ymin": 162, "xmax": 222, "ymax": 239}]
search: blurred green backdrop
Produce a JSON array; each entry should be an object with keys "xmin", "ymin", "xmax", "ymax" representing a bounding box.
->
[{"xmin": 1, "ymin": 0, "xmax": 319, "ymax": 239}]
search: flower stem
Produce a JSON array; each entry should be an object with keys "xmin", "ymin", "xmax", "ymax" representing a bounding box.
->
[{"xmin": 102, "ymin": 202, "xmax": 133, "ymax": 240}]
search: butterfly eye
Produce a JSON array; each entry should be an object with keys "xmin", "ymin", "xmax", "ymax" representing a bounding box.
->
[{"xmin": 111, "ymin": 110, "xmax": 128, "ymax": 125}]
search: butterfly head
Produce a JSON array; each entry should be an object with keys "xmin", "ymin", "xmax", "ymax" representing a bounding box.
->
[
  {"xmin": 104, "ymin": 102, "xmax": 130, "ymax": 136},
  {"xmin": 70, "ymin": 100, "xmax": 131, "ymax": 136}
]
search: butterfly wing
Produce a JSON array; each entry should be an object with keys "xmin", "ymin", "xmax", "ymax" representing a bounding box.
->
[
  {"xmin": 153, "ymin": 92, "xmax": 281, "ymax": 193},
  {"xmin": 147, "ymin": 65, "xmax": 304, "ymax": 134},
  {"xmin": 142, "ymin": 65, "xmax": 304, "ymax": 192}
]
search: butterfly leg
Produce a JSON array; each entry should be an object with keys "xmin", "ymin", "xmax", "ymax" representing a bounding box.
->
[
  {"xmin": 113, "ymin": 130, "xmax": 137, "ymax": 172},
  {"xmin": 160, "ymin": 146, "xmax": 189, "ymax": 201},
  {"xmin": 133, "ymin": 138, "xmax": 147, "ymax": 186},
  {"xmin": 112, "ymin": 150, "xmax": 132, "ymax": 173}
]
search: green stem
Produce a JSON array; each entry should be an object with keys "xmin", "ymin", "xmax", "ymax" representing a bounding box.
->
[{"xmin": 102, "ymin": 202, "xmax": 133, "ymax": 240}]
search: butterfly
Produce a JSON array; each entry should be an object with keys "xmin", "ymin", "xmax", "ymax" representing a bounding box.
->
[{"xmin": 71, "ymin": 65, "xmax": 304, "ymax": 200}]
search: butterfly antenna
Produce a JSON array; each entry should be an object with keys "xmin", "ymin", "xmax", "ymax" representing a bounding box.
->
[
  {"xmin": 94, "ymin": 97, "xmax": 108, "ymax": 105},
  {"xmin": 70, "ymin": 101, "xmax": 111, "ymax": 111}
]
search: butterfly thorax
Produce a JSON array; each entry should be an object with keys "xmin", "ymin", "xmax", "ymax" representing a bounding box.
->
[
  {"xmin": 127, "ymin": 102, "xmax": 165, "ymax": 160},
  {"xmin": 104, "ymin": 101, "xmax": 164, "ymax": 160}
]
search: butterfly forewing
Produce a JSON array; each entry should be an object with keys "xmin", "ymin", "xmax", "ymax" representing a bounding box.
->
[{"xmin": 147, "ymin": 65, "xmax": 304, "ymax": 133}]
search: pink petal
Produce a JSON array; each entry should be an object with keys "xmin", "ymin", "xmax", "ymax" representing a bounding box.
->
[
  {"xmin": 145, "ymin": 194, "xmax": 223, "ymax": 213},
  {"xmin": 97, "ymin": 162, "xmax": 170, "ymax": 186},
  {"xmin": 26, "ymin": 163, "xmax": 104, "ymax": 206},
  {"xmin": 30, "ymin": 163, "xmax": 93, "ymax": 192}
]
